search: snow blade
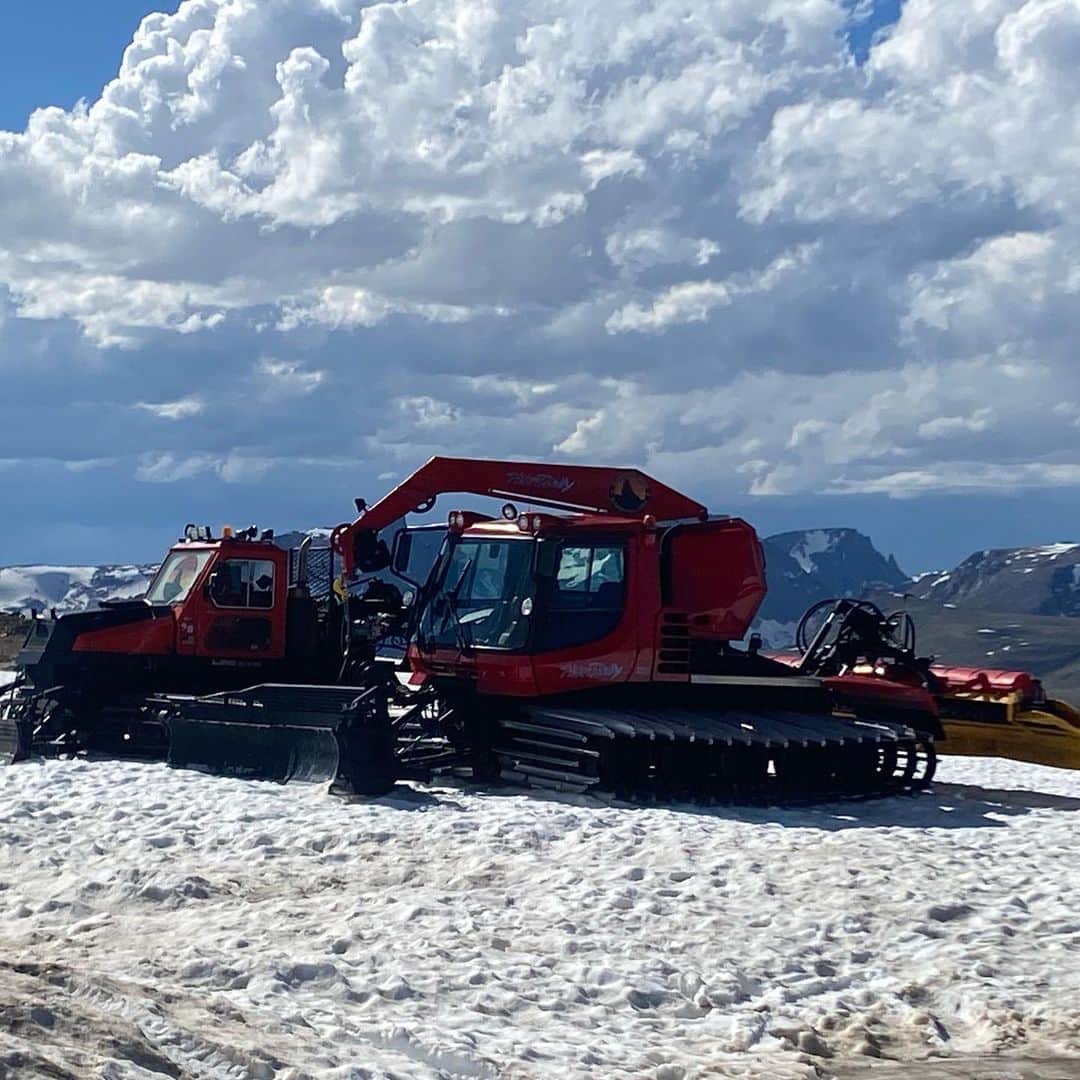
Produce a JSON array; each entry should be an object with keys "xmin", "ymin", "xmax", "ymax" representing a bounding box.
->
[
  {"xmin": 163, "ymin": 683, "xmax": 398, "ymax": 796},
  {"xmin": 0, "ymin": 679, "xmax": 34, "ymax": 765},
  {"xmin": 0, "ymin": 709, "xmax": 30, "ymax": 765}
]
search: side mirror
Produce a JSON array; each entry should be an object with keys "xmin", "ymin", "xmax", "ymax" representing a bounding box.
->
[
  {"xmin": 203, "ymin": 570, "xmax": 220, "ymax": 600},
  {"xmin": 534, "ymin": 539, "xmax": 560, "ymax": 579},
  {"xmin": 392, "ymin": 530, "xmax": 413, "ymax": 575}
]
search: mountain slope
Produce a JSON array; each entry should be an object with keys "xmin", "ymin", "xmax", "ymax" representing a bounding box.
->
[
  {"xmin": 912, "ymin": 544, "xmax": 1080, "ymax": 616},
  {"xmin": 862, "ymin": 591, "xmax": 1080, "ymax": 700}
]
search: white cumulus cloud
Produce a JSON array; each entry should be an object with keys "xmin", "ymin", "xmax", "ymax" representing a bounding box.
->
[{"xmin": 0, "ymin": 0, "xmax": 1079, "ymax": 537}]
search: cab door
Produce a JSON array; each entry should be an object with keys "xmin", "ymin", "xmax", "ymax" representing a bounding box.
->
[
  {"xmin": 193, "ymin": 550, "xmax": 288, "ymax": 660},
  {"xmin": 531, "ymin": 537, "xmax": 642, "ymax": 694}
]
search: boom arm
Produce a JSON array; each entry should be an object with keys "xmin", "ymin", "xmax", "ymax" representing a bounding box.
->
[{"xmin": 332, "ymin": 456, "xmax": 708, "ymax": 577}]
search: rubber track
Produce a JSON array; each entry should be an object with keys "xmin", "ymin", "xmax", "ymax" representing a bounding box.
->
[{"xmin": 496, "ymin": 703, "xmax": 936, "ymax": 802}]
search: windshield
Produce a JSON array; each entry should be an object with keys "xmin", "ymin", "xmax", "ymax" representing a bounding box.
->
[
  {"xmin": 420, "ymin": 538, "xmax": 534, "ymax": 651},
  {"xmin": 145, "ymin": 550, "xmax": 214, "ymax": 605}
]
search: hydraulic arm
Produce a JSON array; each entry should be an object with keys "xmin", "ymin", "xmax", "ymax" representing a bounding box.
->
[{"xmin": 331, "ymin": 456, "xmax": 708, "ymax": 577}]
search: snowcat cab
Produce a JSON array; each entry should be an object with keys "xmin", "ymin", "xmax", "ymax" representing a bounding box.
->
[{"xmin": 397, "ymin": 510, "xmax": 768, "ymax": 695}]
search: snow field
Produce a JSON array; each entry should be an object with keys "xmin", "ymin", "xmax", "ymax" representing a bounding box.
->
[{"xmin": 0, "ymin": 756, "xmax": 1078, "ymax": 1079}]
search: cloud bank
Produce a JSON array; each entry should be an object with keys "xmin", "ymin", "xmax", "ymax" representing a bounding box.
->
[{"xmin": 2, "ymin": 0, "xmax": 1079, "ymax": 559}]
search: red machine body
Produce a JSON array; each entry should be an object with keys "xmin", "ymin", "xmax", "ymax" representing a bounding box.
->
[
  {"xmin": 18, "ymin": 536, "xmax": 306, "ymax": 723},
  {"xmin": 331, "ymin": 456, "xmax": 772, "ymax": 699},
  {"xmin": 402, "ymin": 514, "xmax": 769, "ymax": 698}
]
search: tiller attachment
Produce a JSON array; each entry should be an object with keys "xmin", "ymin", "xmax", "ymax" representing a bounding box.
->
[
  {"xmin": 161, "ymin": 683, "xmax": 399, "ymax": 796},
  {"xmin": 932, "ymin": 667, "xmax": 1080, "ymax": 770}
]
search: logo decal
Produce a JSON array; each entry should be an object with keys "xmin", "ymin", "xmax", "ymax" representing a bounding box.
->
[
  {"xmin": 507, "ymin": 471, "xmax": 576, "ymax": 495},
  {"xmin": 560, "ymin": 661, "xmax": 623, "ymax": 680},
  {"xmin": 610, "ymin": 472, "xmax": 651, "ymax": 513}
]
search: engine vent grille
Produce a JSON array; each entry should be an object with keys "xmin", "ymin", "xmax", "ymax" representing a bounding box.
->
[{"xmin": 657, "ymin": 612, "xmax": 691, "ymax": 674}]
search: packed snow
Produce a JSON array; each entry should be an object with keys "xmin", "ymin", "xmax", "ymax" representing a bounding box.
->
[{"xmin": 1, "ymin": 748, "xmax": 1078, "ymax": 1079}]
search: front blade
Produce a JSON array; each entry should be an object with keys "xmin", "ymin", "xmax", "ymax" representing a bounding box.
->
[{"xmin": 162, "ymin": 683, "xmax": 399, "ymax": 796}]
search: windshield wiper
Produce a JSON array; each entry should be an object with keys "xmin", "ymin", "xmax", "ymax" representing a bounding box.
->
[
  {"xmin": 437, "ymin": 557, "xmax": 475, "ymax": 655},
  {"xmin": 447, "ymin": 558, "xmax": 472, "ymax": 607}
]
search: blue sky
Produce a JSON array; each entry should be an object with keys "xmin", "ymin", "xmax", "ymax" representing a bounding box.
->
[
  {"xmin": 0, "ymin": 3, "xmax": 169, "ymax": 133},
  {"xmin": 844, "ymin": 0, "xmax": 903, "ymax": 63},
  {"xmin": 0, "ymin": 0, "xmax": 1078, "ymax": 574}
]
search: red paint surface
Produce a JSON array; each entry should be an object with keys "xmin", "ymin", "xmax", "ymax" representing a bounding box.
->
[{"xmin": 73, "ymin": 614, "xmax": 175, "ymax": 655}]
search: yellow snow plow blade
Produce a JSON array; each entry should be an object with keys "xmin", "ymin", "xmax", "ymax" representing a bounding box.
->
[{"xmin": 937, "ymin": 691, "xmax": 1080, "ymax": 771}]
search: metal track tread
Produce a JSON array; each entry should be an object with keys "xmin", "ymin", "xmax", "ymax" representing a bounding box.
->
[{"xmin": 506, "ymin": 702, "xmax": 936, "ymax": 803}]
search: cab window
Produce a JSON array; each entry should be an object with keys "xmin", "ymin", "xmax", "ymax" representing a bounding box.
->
[
  {"xmin": 211, "ymin": 559, "xmax": 276, "ymax": 609},
  {"xmin": 146, "ymin": 550, "xmax": 214, "ymax": 605},
  {"xmin": 420, "ymin": 539, "xmax": 534, "ymax": 651},
  {"xmin": 537, "ymin": 544, "xmax": 626, "ymax": 650}
]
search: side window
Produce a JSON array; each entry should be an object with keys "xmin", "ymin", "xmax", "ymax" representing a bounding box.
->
[
  {"xmin": 249, "ymin": 561, "xmax": 275, "ymax": 609},
  {"xmin": 556, "ymin": 547, "xmax": 591, "ymax": 593},
  {"xmin": 212, "ymin": 559, "xmax": 276, "ymax": 609},
  {"xmin": 537, "ymin": 544, "xmax": 627, "ymax": 651},
  {"xmin": 553, "ymin": 547, "xmax": 625, "ymax": 607}
]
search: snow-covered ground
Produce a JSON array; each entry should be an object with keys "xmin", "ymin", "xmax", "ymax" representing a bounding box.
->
[{"xmin": 2, "ymin": 751, "xmax": 1078, "ymax": 1080}]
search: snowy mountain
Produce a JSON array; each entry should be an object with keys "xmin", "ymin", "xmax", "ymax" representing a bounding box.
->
[
  {"xmin": 912, "ymin": 543, "xmax": 1080, "ymax": 616},
  {"xmin": 753, "ymin": 528, "xmax": 910, "ymax": 646},
  {"xmin": 0, "ymin": 564, "xmax": 159, "ymax": 615}
]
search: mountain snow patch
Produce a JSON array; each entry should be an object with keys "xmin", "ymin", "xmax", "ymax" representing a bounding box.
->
[
  {"xmin": 789, "ymin": 530, "xmax": 835, "ymax": 574},
  {"xmin": 1024, "ymin": 544, "xmax": 1080, "ymax": 560},
  {"xmin": 751, "ymin": 618, "xmax": 799, "ymax": 649}
]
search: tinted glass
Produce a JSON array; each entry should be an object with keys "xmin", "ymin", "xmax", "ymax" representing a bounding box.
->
[
  {"xmin": 399, "ymin": 527, "xmax": 448, "ymax": 584},
  {"xmin": 551, "ymin": 546, "xmax": 625, "ymax": 606},
  {"xmin": 212, "ymin": 559, "xmax": 276, "ymax": 609},
  {"xmin": 537, "ymin": 543, "xmax": 627, "ymax": 650}
]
